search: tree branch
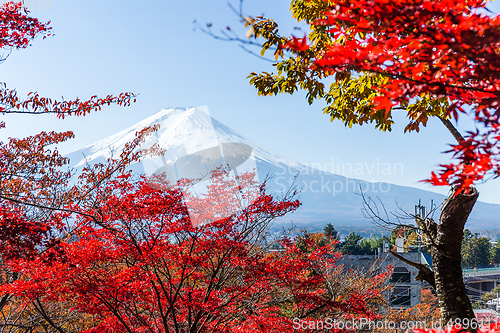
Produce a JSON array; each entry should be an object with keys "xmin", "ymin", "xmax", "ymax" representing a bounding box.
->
[
  {"xmin": 0, "ymin": 272, "xmax": 18, "ymax": 312},
  {"xmin": 33, "ymin": 298, "xmax": 67, "ymax": 333},
  {"xmin": 0, "ymin": 294, "xmax": 11, "ymax": 312},
  {"xmin": 415, "ymin": 216, "xmax": 438, "ymax": 248},
  {"xmin": 344, "ymin": 66, "xmax": 499, "ymax": 96},
  {"xmin": 389, "ymin": 250, "xmax": 436, "ymax": 289},
  {"xmin": 439, "ymin": 117, "xmax": 465, "ymax": 144}
]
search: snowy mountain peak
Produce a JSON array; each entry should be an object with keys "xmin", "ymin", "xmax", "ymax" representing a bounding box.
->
[
  {"xmin": 64, "ymin": 106, "xmax": 500, "ymax": 229},
  {"xmin": 66, "ymin": 106, "xmax": 298, "ymax": 175},
  {"xmin": 66, "ymin": 106, "xmax": 292, "ymax": 226}
]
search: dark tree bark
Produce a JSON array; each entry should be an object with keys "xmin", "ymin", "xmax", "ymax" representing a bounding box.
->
[
  {"xmin": 389, "ymin": 250, "xmax": 435, "ymax": 289},
  {"xmin": 432, "ymin": 187, "xmax": 478, "ymax": 325},
  {"xmin": 413, "ymin": 118, "xmax": 478, "ymax": 328},
  {"xmin": 408, "ymin": 186, "xmax": 478, "ymax": 330},
  {"xmin": 380, "ymin": 117, "xmax": 480, "ymax": 330},
  {"xmin": 388, "ymin": 187, "xmax": 478, "ymax": 330}
]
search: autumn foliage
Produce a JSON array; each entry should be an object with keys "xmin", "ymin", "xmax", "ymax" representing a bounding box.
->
[
  {"xmin": 0, "ymin": 1, "xmax": 135, "ymax": 118},
  {"xmin": 0, "ymin": 4, "xmax": 392, "ymax": 330},
  {"xmin": 0, "ymin": 167, "xmax": 392, "ymax": 332},
  {"xmin": 9, "ymin": 0, "xmax": 500, "ymax": 331},
  {"xmin": 0, "ymin": 2, "xmax": 145, "ymax": 331},
  {"xmin": 249, "ymin": 0, "xmax": 500, "ymax": 193},
  {"xmin": 0, "ymin": 1, "xmax": 50, "ymax": 50}
]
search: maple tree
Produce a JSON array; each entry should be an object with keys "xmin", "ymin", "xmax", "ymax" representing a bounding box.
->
[
  {"xmin": 0, "ymin": 169, "xmax": 389, "ymax": 332},
  {"xmin": 206, "ymin": 0, "xmax": 500, "ymax": 328},
  {"xmin": 0, "ymin": 126, "xmax": 159, "ymax": 332},
  {"xmin": 0, "ymin": 2, "xmax": 393, "ymax": 331},
  {"xmin": 0, "ymin": 2, "xmax": 142, "ymax": 330},
  {"xmin": 247, "ymin": 0, "xmax": 500, "ymax": 192}
]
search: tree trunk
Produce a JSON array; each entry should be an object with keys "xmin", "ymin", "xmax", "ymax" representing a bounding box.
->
[{"xmin": 424, "ymin": 187, "xmax": 479, "ymax": 329}]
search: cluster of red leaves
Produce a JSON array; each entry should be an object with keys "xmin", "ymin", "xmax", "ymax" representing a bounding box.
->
[
  {"xmin": 427, "ymin": 129, "xmax": 498, "ymax": 191},
  {"xmin": 0, "ymin": 203, "xmax": 49, "ymax": 259},
  {"xmin": 0, "ymin": 2, "xmax": 136, "ymax": 118},
  {"xmin": 0, "ymin": 131, "xmax": 74, "ymax": 200},
  {"xmin": 284, "ymin": 0, "xmax": 500, "ymax": 193},
  {"xmin": 308, "ymin": 0, "xmax": 500, "ymax": 111},
  {"xmin": 0, "ymin": 125, "xmax": 160, "ymax": 266},
  {"xmin": 0, "ymin": 88, "xmax": 137, "ymax": 118},
  {"xmin": 0, "ymin": 1, "xmax": 51, "ymax": 50},
  {"xmin": 0, "ymin": 130, "xmax": 73, "ymax": 262},
  {"xmin": 0, "ymin": 203, "xmax": 68, "ymax": 262},
  {"xmin": 0, "ymin": 170, "xmax": 384, "ymax": 332}
]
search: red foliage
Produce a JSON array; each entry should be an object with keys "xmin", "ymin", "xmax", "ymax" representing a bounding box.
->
[
  {"xmin": 0, "ymin": 0, "xmax": 141, "ymax": 212},
  {"xmin": 0, "ymin": 170, "xmax": 385, "ymax": 332},
  {"xmin": 0, "ymin": 204, "xmax": 50, "ymax": 259},
  {"xmin": 0, "ymin": 1, "xmax": 51, "ymax": 50},
  {"xmin": 0, "ymin": 3, "xmax": 388, "ymax": 331},
  {"xmin": 0, "ymin": 2, "xmax": 136, "ymax": 118},
  {"xmin": 0, "ymin": 125, "xmax": 159, "ymax": 264},
  {"xmin": 0, "ymin": 88, "xmax": 137, "ymax": 118},
  {"xmin": 284, "ymin": 0, "xmax": 500, "ymax": 193}
]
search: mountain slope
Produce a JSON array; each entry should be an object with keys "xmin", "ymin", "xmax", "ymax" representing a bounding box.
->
[{"xmin": 66, "ymin": 106, "xmax": 500, "ymax": 229}]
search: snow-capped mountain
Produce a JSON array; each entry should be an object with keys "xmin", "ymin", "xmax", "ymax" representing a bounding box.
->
[
  {"xmin": 66, "ymin": 106, "xmax": 296, "ymax": 176},
  {"xmin": 66, "ymin": 106, "xmax": 500, "ymax": 229}
]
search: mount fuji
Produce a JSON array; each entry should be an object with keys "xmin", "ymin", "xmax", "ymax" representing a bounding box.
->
[{"xmin": 65, "ymin": 106, "xmax": 500, "ymax": 230}]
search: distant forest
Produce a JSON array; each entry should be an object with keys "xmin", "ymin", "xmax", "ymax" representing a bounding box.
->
[{"xmin": 271, "ymin": 220, "xmax": 500, "ymax": 241}]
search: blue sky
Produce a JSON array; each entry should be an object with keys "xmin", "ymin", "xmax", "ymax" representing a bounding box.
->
[{"xmin": 1, "ymin": 0, "xmax": 500, "ymax": 205}]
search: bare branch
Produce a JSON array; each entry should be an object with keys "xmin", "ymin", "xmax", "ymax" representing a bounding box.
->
[
  {"xmin": 32, "ymin": 299, "xmax": 68, "ymax": 333},
  {"xmin": 358, "ymin": 184, "xmax": 417, "ymax": 232},
  {"xmin": 194, "ymin": 0, "xmax": 277, "ymax": 62}
]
